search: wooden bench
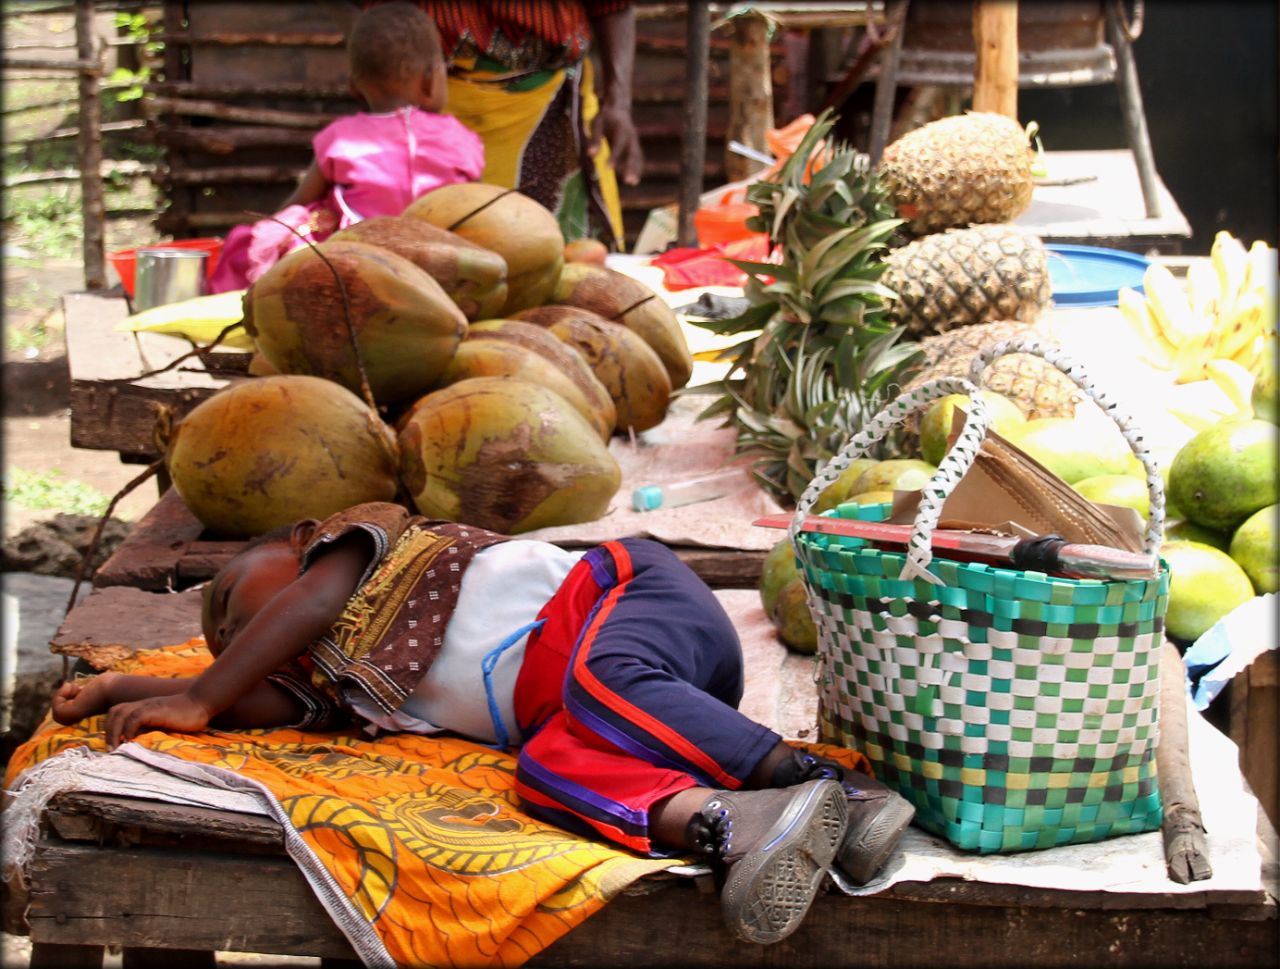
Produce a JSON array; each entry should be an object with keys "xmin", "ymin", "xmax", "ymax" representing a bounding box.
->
[
  {"xmin": 16, "ymin": 549, "xmax": 1279, "ymax": 968},
  {"xmin": 12, "ymin": 786, "xmax": 1275, "ymax": 969}
]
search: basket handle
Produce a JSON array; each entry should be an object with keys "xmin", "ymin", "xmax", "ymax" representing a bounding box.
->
[
  {"xmin": 968, "ymin": 337, "xmax": 1164, "ymax": 556},
  {"xmin": 791, "ymin": 376, "xmax": 993, "ymax": 585}
]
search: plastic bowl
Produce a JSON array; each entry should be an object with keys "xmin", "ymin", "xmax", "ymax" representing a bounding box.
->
[{"xmin": 109, "ymin": 237, "xmax": 224, "ymax": 298}]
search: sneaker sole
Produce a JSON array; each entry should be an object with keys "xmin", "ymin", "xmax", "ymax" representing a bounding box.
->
[
  {"xmin": 720, "ymin": 778, "xmax": 848, "ymax": 945},
  {"xmin": 836, "ymin": 795, "xmax": 915, "ymax": 885}
]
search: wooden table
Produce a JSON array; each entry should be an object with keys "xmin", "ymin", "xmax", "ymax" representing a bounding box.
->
[
  {"xmin": 15, "ymin": 557, "xmax": 1280, "ymax": 969},
  {"xmin": 13, "ymin": 787, "xmax": 1275, "ymax": 969}
]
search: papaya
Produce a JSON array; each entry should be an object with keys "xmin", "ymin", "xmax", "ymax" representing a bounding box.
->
[
  {"xmin": 243, "ymin": 238, "xmax": 466, "ymax": 408},
  {"xmin": 551, "ymin": 262, "xmax": 693, "ymax": 388},
  {"xmin": 165, "ymin": 374, "xmax": 400, "ymax": 539},
  {"xmin": 397, "ymin": 376, "xmax": 621, "ymax": 534},
  {"xmin": 329, "ymin": 216, "xmax": 508, "ymax": 321},
  {"xmin": 439, "ymin": 319, "xmax": 616, "ymax": 441},
  {"xmin": 514, "ymin": 305, "xmax": 672, "ymax": 432},
  {"xmin": 402, "ymin": 183, "xmax": 564, "ymax": 315}
]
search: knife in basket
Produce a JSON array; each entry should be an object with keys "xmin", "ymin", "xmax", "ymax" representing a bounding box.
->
[{"xmin": 754, "ymin": 515, "xmax": 1160, "ymax": 581}]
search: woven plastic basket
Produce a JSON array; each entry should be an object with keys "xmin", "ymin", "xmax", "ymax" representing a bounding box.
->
[{"xmin": 790, "ymin": 338, "xmax": 1169, "ymax": 854}]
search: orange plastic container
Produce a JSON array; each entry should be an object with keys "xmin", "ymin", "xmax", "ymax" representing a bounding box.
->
[
  {"xmin": 109, "ymin": 237, "xmax": 224, "ymax": 298},
  {"xmin": 694, "ymin": 200, "xmax": 760, "ymax": 248}
]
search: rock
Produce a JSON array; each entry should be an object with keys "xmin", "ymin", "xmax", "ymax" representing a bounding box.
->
[
  {"xmin": 1, "ymin": 514, "xmax": 132, "ymax": 579},
  {"xmin": 2, "ymin": 573, "xmax": 89, "ymax": 761}
]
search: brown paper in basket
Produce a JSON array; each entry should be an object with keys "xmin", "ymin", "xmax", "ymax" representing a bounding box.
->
[{"xmin": 888, "ymin": 414, "xmax": 1146, "ymax": 554}]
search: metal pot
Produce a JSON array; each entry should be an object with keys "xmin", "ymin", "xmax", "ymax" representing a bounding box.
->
[{"xmin": 133, "ymin": 247, "xmax": 210, "ymax": 310}]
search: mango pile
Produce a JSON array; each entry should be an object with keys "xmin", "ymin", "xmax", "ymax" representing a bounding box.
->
[{"xmin": 165, "ymin": 182, "xmax": 693, "ymax": 539}]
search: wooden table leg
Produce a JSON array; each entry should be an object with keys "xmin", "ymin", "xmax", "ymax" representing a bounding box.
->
[{"xmin": 30, "ymin": 942, "xmax": 104, "ymax": 969}]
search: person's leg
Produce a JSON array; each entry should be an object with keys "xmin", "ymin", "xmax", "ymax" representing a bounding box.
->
[{"xmin": 514, "ymin": 539, "xmax": 778, "ymax": 851}]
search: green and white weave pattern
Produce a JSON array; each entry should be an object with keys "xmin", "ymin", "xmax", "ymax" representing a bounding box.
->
[
  {"xmin": 792, "ymin": 340, "xmax": 1168, "ymax": 854},
  {"xmin": 798, "ymin": 502, "xmax": 1167, "ymax": 853}
]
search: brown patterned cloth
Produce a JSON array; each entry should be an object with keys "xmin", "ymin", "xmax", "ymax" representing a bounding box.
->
[{"xmin": 272, "ymin": 502, "xmax": 509, "ymax": 730}]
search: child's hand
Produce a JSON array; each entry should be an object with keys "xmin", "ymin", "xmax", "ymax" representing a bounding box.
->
[
  {"xmin": 104, "ymin": 693, "xmax": 213, "ymax": 749},
  {"xmin": 51, "ymin": 672, "xmax": 118, "ymax": 726}
]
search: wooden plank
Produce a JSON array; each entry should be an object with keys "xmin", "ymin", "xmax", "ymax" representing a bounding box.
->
[
  {"xmin": 92, "ymin": 488, "xmax": 207, "ymax": 590},
  {"xmin": 26, "ymin": 842, "xmax": 358, "ymax": 959},
  {"xmin": 1231, "ymin": 650, "xmax": 1279, "ymax": 831},
  {"xmin": 51, "ymin": 586, "xmax": 205, "ymax": 665},
  {"xmin": 63, "ymin": 292, "xmax": 242, "ymax": 459},
  {"xmin": 21, "ymin": 838, "xmax": 1277, "ymax": 968},
  {"xmin": 46, "ymin": 792, "xmax": 284, "ymax": 851}
]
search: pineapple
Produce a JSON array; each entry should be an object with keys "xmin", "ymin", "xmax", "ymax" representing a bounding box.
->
[
  {"xmin": 876, "ymin": 112, "xmax": 1035, "ymax": 236},
  {"xmin": 690, "ymin": 110, "xmax": 919, "ymax": 504},
  {"xmin": 882, "ymin": 224, "xmax": 1052, "ymax": 337},
  {"xmin": 903, "ymin": 321, "xmax": 1081, "ymax": 420}
]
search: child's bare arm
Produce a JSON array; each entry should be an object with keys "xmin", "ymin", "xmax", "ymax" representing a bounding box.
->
[
  {"xmin": 52, "ymin": 673, "xmax": 189, "ymax": 725},
  {"xmin": 279, "ymin": 161, "xmax": 330, "ymax": 209},
  {"xmin": 53, "ymin": 672, "xmax": 307, "ymax": 731},
  {"xmin": 105, "ymin": 535, "xmax": 368, "ymax": 747}
]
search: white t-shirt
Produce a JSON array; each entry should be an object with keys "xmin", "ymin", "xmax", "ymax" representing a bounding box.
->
[{"xmin": 348, "ymin": 540, "xmax": 582, "ymax": 743}]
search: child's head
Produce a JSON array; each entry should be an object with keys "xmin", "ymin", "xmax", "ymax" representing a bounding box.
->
[
  {"xmin": 347, "ymin": 2, "xmax": 446, "ymax": 112},
  {"xmin": 201, "ymin": 524, "xmax": 304, "ymax": 656}
]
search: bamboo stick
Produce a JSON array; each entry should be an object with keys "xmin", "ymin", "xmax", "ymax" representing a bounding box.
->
[
  {"xmin": 147, "ymin": 96, "xmax": 333, "ymax": 128},
  {"xmin": 157, "ymin": 30, "xmax": 345, "ymax": 47},
  {"xmin": 155, "ymin": 165, "xmax": 305, "ymax": 186},
  {"xmin": 76, "ymin": 0, "xmax": 106, "ymax": 290},
  {"xmin": 5, "ymin": 160, "xmax": 154, "ymax": 188},
  {"xmin": 148, "ymin": 81, "xmax": 353, "ymax": 100},
  {"xmin": 971, "ymin": 0, "xmax": 1019, "ymax": 119},
  {"xmin": 156, "ymin": 125, "xmax": 316, "ymax": 154},
  {"xmin": 1, "ymin": 56, "xmax": 102, "ymax": 72}
]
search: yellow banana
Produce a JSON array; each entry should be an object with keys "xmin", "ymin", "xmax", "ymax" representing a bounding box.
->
[
  {"xmin": 1144, "ymin": 262, "xmax": 1211, "ymax": 347},
  {"xmin": 1216, "ymin": 289, "xmax": 1267, "ymax": 360},
  {"xmin": 1211, "ymin": 230, "xmax": 1249, "ymax": 306},
  {"xmin": 1184, "ymin": 259, "xmax": 1221, "ymax": 323},
  {"xmin": 1118, "ymin": 285, "xmax": 1177, "ymax": 365},
  {"xmin": 1231, "ymin": 332, "xmax": 1267, "ymax": 372},
  {"xmin": 1203, "ymin": 358, "xmax": 1255, "ymax": 417}
]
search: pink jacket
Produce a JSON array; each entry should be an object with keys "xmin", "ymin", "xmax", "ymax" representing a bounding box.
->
[{"xmin": 314, "ymin": 107, "xmax": 485, "ymax": 222}]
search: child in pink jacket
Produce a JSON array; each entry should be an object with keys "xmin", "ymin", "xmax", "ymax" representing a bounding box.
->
[{"xmin": 209, "ymin": 2, "xmax": 483, "ymax": 292}]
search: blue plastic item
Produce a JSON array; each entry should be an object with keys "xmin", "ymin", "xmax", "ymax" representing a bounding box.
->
[{"xmin": 1045, "ymin": 244, "xmax": 1150, "ymax": 308}]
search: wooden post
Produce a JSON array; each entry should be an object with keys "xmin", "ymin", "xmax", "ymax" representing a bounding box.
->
[
  {"xmin": 76, "ymin": 0, "xmax": 106, "ymax": 290},
  {"xmin": 725, "ymin": 9, "xmax": 772, "ymax": 184},
  {"xmin": 678, "ymin": 0, "xmax": 710, "ymax": 247},
  {"xmin": 971, "ymin": 0, "xmax": 1018, "ymax": 119},
  {"xmin": 868, "ymin": 0, "xmax": 910, "ymax": 166}
]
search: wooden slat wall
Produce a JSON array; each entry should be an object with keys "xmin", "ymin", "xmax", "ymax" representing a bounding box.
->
[{"xmin": 150, "ymin": 1, "xmax": 789, "ymax": 247}]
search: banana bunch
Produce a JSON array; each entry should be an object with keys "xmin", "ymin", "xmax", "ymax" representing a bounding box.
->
[{"xmin": 1119, "ymin": 231, "xmax": 1276, "ymax": 383}]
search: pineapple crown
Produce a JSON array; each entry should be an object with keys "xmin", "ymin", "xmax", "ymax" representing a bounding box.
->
[{"xmin": 688, "ymin": 110, "xmax": 922, "ymax": 503}]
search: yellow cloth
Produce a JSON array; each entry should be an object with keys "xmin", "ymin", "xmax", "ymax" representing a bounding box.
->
[
  {"xmin": 6, "ymin": 642, "xmax": 677, "ymax": 968},
  {"xmin": 446, "ymin": 58, "xmax": 624, "ymax": 245}
]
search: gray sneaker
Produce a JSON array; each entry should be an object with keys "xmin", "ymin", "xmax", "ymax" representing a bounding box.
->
[
  {"xmin": 686, "ymin": 778, "xmax": 847, "ymax": 944},
  {"xmin": 772, "ymin": 751, "xmax": 916, "ymax": 885}
]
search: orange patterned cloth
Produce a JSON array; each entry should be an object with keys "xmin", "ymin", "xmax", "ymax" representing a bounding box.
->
[{"xmin": 5, "ymin": 641, "xmax": 680, "ymax": 967}]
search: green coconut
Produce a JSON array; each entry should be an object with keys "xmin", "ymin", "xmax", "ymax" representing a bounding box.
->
[
  {"xmin": 243, "ymin": 238, "xmax": 467, "ymax": 408},
  {"xmin": 397, "ymin": 376, "xmax": 621, "ymax": 534},
  {"xmin": 165, "ymin": 374, "xmax": 400, "ymax": 538}
]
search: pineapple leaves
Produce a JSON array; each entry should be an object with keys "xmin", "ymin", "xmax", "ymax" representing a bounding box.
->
[{"xmin": 684, "ymin": 106, "xmax": 923, "ymax": 505}]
